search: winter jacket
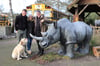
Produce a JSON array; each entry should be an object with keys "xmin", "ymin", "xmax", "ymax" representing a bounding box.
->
[
  {"xmin": 26, "ymin": 20, "xmax": 35, "ymax": 38},
  {"xmin": 15, "ymin": 14, "xmax": 27, "ymax": 31},
  {"xmin": 34, "ymin": 16, "xmax": 50, "ymax": 37}
]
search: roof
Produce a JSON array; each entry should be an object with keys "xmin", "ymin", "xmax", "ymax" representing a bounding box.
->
[
  {"xmin": 67, "ymin": 0, "xmax": 100, "ymax": 14},
  {"xmin": 78, "ymin": 0, "xmax": 100, "ymax": 5},
  {"xmin": 67, "ymin": 0, "xmax": 79, "ymax": 10}
]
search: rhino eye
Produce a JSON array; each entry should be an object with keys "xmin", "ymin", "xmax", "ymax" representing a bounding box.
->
[
  {"xmin": 41, "ymin": 39, "xmax": 44, "ymax": 42},
  {"xmin": 48, "ymin": 35, "xmax": 53, "ymax": 40}
]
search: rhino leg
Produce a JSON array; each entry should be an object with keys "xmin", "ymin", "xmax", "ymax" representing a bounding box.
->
[
  {"xmin": 65, "ymin": 44, "xmax": 74, "ymax": 58},
  {"xmin": 76, "ymin": 43, "xmax": 83, "ymax": 52},
  {"xmin": 58, "ymin": 42, "xmax": 66, "ymax": 55},
  {"xmin": 80, "ymin": 43, "xmax": 89, "ymax": 54},
  {"xmin": 84, "ymin": 42, "xmax": 90, "ymax": 54},
  {"xmin": 79, "ymin": 28, "xmax": 92, "ymax": 54},
  {"xmin": 78, "ymin": 41, "xmax": 89, "ymax": 54}
]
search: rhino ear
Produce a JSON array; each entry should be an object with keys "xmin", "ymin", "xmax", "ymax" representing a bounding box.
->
[
  {"xmin": 41, "ymin": 32, "xmax": 48, "ymax": 37},
  {"xmin": 53, "ymin": 22, "xmax": 57, "ymax": 29}
]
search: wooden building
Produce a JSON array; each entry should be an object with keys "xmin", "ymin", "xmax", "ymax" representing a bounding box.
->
[{"xmin": 67, "ymin": 0, "xmax": 100, "ymax": 22}]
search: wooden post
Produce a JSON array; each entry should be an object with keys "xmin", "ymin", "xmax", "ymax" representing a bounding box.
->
[
  {"xmin": 78, "ymin": 4, "xmax": 88, "ymax": 16},
  {"xmin": 73, "ymin": 9, "xmax": 79, "ymax": 22},
  {"xmin": 79, "ymin": 12, "xmax": 85, "ymax": 21},
  {"xmin": 97, "ymin": 4, "xmax": 100, "ymax": 7},
  {"xmin": 57, "ymin": 0, "xmax": 59, "ymax": 20}
]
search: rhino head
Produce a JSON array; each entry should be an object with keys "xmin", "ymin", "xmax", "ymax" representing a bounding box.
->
[{"xmin": 30, "ymin": 22, "xmax": 60, "ymax": 48}]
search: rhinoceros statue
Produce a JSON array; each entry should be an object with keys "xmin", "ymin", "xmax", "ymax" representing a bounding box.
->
[{"xmin": 30, "ymin": 18, "xmax": 93, "ymax": 58}]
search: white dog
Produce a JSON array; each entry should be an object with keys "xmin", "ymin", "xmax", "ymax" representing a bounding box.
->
[{"xmin": 12, "ymin": 38, "xmax": 28, "ymax": 60}]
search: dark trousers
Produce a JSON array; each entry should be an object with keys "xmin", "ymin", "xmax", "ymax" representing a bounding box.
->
[
  {"xmin": 17, "ymin": 30, "xmax": 26, "ymax": 42},
  {"xmin": 37, "ymin": 40, "xmax": 44, "ymax": 54}
]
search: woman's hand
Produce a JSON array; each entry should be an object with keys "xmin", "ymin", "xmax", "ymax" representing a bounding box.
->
[
  {"xmin": 16, "ymin": 31, "xmax": 18, "ymax": 33},
  {"xmin": 40, "ymin": 19, "xmax": 44, "ymax": 23}
]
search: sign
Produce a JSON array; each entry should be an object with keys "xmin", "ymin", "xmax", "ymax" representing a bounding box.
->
[{"xmin": 35, "ymin": 5, "xmax": 41, "ymax": 9}]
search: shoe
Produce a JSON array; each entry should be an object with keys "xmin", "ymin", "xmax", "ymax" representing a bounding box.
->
[
  {"xmin": 37, "ymin": 52, "xmax": 44, "ymax": 56},
  {"xmin": 27, "ymin": 50, "xmax": 32, "ymax": 55}
]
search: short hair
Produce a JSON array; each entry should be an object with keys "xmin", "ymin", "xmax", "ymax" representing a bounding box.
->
[
  {"xmin": 37, "ymin": 10, "xmax": 41, "ymax": 13},
  {"xmin": 22, "ymin": 9, "xmax": 27, "ymax": 12}
]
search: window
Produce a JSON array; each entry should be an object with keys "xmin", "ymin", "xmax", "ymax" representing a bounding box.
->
[
  {"xmin": 44, "ymin": 10, "xmax": 51, "ymax": 17},
  {"xmin": 27, "ymin": 10, "xmax": 32, "ymax": 16},
  {"xmin": 53, "ymin": 11, "xmax": 57, "ymax": 19},
  {"xmin": 0, "ymin": 16, "xmax": 5, "ymax": 21},
  {"xmin": 34, "ymin": 10, "xmax": 37, "ymax": 17},
  {"xmin": 0, "ymin": 16, "xmax": 8, "ymax": 21}
]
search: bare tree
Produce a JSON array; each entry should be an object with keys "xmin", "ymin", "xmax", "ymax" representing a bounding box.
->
[
  {"xmin": 36, "ymin": 0, "xmax": 72, "ymax": 13},
  {"xmin": 9, "ymin": 0, "xmax": 13, "ymax": 21},
  {"xmin": 9, "ymin": 0, "xmax": 14, "ymax": 32}
]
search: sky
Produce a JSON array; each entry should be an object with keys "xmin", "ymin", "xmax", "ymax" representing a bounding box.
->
[
  {"xmin": 0, "ymin": 0, "xmax": 36, "ymax": 13},
  {"xmin": 0, "ymin": 0, "xmax": 70, "ymax": 13}
]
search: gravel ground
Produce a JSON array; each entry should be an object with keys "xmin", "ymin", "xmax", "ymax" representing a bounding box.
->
[{"xmin": 0, "ymin": 38, "xmax": 100, "ymax": 66}]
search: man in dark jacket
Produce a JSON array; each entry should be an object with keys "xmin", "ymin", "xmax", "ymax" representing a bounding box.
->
[
  {"xmin": 34, "ymin": 10, "xmax": 47, "ymax": 56},
  {"xmin": 15, "ymin": 9, "xmax": 27, "ymax": 42}
]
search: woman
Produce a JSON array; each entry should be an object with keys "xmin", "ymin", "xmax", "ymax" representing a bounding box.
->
[{"xmin": 26, "ymin": 15, "xmax": 35, "ymax": 54}]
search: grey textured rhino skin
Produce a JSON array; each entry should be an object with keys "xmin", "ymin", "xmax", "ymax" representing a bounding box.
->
[{"xmin": 30, "ymin": 18, "xmax": 93, "ymax": 58}]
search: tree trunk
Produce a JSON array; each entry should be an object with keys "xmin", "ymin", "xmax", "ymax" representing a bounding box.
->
[{"xmin": 9, "ymin": 0, "xmax": 14, "ymax": 33}]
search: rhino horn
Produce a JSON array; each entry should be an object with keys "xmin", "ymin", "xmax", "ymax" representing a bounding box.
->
[
  {"xmin": 30, "ymin": 33, "xmax": 43, "ymax": 41},
  {"xmin": 41, "ymin": 32, "xmax": 48, "ymax": 37}
]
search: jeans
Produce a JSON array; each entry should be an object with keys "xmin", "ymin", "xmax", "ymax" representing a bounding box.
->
[{"xmin": 27, "ymin": 37, "xmax": 32, "ymax": 50}]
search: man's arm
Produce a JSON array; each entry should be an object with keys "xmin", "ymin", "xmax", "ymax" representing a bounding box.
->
[
  {"xmin": 15, "ymin": 16, "xmax": 19, "ymax": 31},
  {"xmin": 40, "ymin": 17, "xmax": 54, "ymax": 24}
]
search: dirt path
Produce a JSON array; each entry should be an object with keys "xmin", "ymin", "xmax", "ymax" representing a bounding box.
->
[
  {"xmin": 0, "ymin": 38, "xmax": 100, "ymax": 66},
  {"xmin": 44, "ymin": 56, "xmax": 100, "ymax": 66}
]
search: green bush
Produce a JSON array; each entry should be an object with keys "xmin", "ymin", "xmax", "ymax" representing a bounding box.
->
[{"xmin": 85, "ymin": 13, "xmax": 99, "ymax": 25}]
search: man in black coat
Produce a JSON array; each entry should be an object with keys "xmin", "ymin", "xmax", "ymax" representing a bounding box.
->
[
  {"xmin": 34, "ymin": 10, "xmax": 45, "ymax": 56},
  {"xmin": 15, "ymin": 9, "xmax": 27, "ymax": 42}
]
